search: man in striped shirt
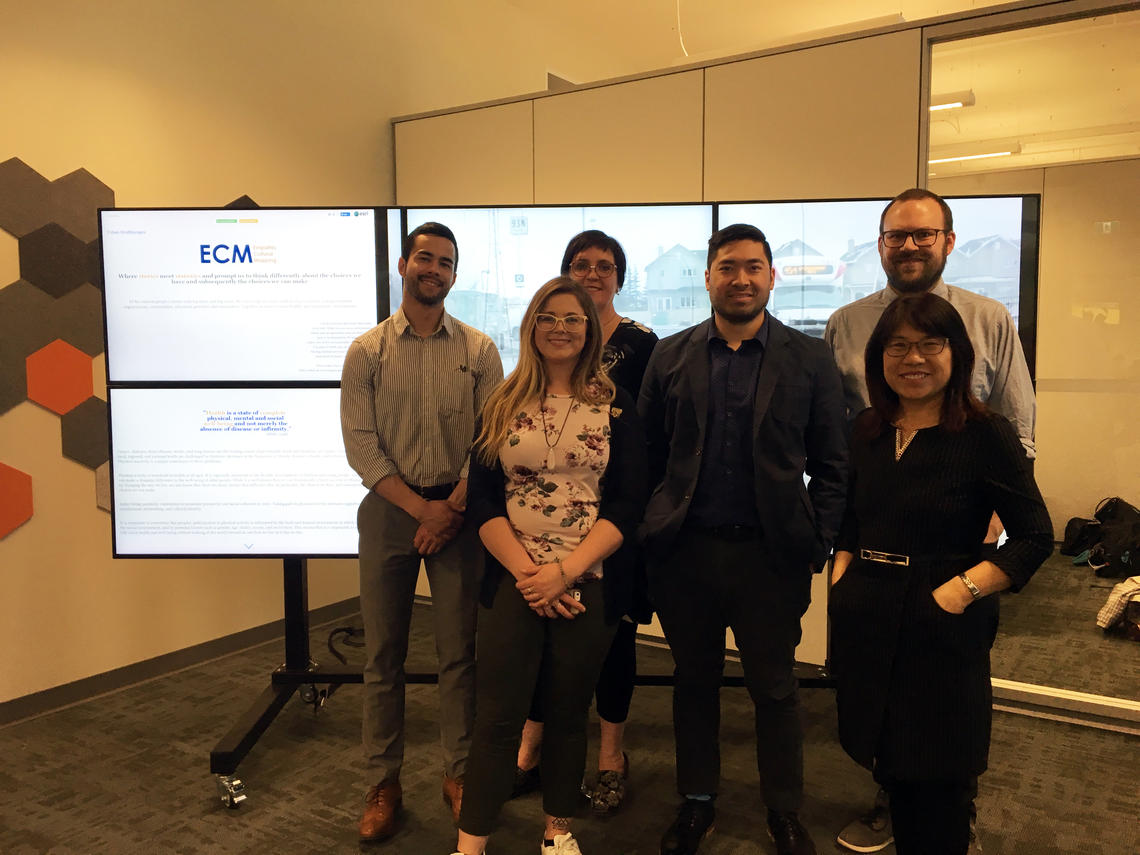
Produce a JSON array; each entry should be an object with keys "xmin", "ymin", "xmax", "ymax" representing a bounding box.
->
[{"xmin": 341, "ymin": 221, "xmax": 503, "ymax": 843}]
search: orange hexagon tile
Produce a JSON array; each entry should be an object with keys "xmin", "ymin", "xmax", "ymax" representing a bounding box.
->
[
  {"xmin": 26, "ymin": 339, "xmax": 93, "ymax": 415},
  {"xmin": 0, "ymin": 462, "xmax": 34, "ymax": 538}
]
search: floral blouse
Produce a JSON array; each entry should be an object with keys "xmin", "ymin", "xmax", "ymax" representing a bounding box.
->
[{"xmin": 499, "ymin": 394, "xmax": 611, "ymax": 579}]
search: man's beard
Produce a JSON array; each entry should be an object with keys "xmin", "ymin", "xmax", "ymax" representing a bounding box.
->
[
  {"xmin": 884, "ymin": 247, "xmax": 948, "ymax": 294},
  {"xmin": 406, "ymin": 275, "xmax": 449, "ymax": 306},
  {"xmin": 711, "ymin": 289, "xmax": 766, "ymax": 324}
]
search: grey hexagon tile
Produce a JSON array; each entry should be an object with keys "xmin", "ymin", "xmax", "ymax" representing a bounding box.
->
[
  {"xmin": 1, "ymin": 229, "xmax": 17, "ymax": 286},
  {"xmin": 0, "ymin": 158, "xmax": 52, "ymax": 238},
  {"xmin": 0, "ymin": 352, "xmax": 28, "ymax": 414},
  {"xmin": 95, "ymin": 461, "xmax": 111, "ymax": 512},
  {"xmin": 0, "ymin": 278, "xmax": 58, "ymax": 365},
  {"xmin": 88, "ymin": 238, "xmax": 104, "ymax": 290},
  {"xmin": 52, "ymin": 283, "xmax": 104, "ymax": 356},
  {"xmin": 61, "ymin": 396, "xmax": 109, "ymax": 470},
  {"xmin": 20, "ymin": 223, "xmax": 89, "ymax": 298},
  {"xmin": 51, "ymin": 169, "xmax": 113, "ymax": 243}
]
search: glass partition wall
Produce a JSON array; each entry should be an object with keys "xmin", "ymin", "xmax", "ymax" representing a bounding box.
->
[{"xmin": 922, "ymin": 2, "xmax": 1140, "ymax": 727}]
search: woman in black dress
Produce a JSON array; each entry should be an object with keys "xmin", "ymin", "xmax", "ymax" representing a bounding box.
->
[
  {"xmin": 828, "ymin": 292, "xmax": 1052, "ymax": 854},
  {"xmin": 513, "ymin": 231, "xmax": 658, "ymax": 815}
]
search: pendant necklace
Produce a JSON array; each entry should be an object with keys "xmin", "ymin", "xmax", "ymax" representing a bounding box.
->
[
  {"xmin": 894, "ymin": 425, "xmax": 918, "ymax": 461},
  {"xmin": 541, "ymin": 395, "xmax": 576, "ymax": 470}
]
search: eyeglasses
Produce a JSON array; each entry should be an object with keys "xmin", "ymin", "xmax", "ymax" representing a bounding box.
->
[
  {"xmin": 880, "ymin": 228, "xmax": 948, "ymax": 248},
  {"xmin": 884, "ymin": 337, "xmax": 948, "ymax": 358},
  {"xmin": 535, "ymin": 313, "xmax": 588, "ymax": 332},
  {"xmin": 569, "ymin": 259, "xmax": 616, "ymax": 278}
]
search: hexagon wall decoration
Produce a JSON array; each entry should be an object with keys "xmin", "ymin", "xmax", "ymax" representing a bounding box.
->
[
  {"xmin": 0, "ymin": 462, "xmax": 34, "ymax": 538},
  {"xmin": 26, "ymin": 339, "xmax": 94, "ymax": 415}
]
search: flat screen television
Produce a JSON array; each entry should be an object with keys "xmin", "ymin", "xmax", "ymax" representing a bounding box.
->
[
  {"xmin": 99, "ymin": 207, "xmax": 383, "ymax": 383},
  {"xmin": 718, "ymin": 195, "xmax": 1040, "ymax": 374},
  {"xmin": 109, "ymin": 386, "xmax": 365, "ymax": 557},
  {"xmin": 403, "ymin": 204, "xmax": 715, "ymax": 374}
]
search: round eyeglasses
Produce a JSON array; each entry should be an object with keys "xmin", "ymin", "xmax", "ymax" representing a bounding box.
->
[
  {"xmin": 569, "ymin": 259, "xmax": 616, "ymax": 278},
  {"xmin": 535, "ymin": 313, "xmax": 588, "ymax": 332},
  {"xmin": 880, "ymin": 228, "xmax": 948, "ymax": 248},
  {"xmin": 884, "ymin": 337, "xmax": 948, "ymax": 358}
]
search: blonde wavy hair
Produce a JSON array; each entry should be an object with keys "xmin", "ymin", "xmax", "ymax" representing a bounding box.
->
[{"xmin": 474, "ymin": 277, "xmax": 615, "ymax": 464}]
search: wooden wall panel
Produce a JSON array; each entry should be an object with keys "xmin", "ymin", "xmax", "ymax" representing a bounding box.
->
[
  {"xmin": 395, "ymin": 102, "xmax": 534, "ymax": 206},
  {"xmin": 533, "ymin": 71, "xmax": 704, "ymax": 203},
  {"xmin": 704, "ymin": 31, "xmax": 921, "ymax": 200}
]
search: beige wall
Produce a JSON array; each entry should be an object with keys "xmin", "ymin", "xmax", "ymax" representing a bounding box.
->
[{"xmin": 0, "ymin": 0, "xmax": 557, "ymax": 703}]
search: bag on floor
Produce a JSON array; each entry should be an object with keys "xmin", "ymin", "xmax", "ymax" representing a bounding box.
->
[
  {"xmin": 1089, "ymin": 497, "xmax": 1140, "ymax": 579},
  {"xmin": 1060, "ymin": 516, "xmax": 1100, "ymax": 555}
]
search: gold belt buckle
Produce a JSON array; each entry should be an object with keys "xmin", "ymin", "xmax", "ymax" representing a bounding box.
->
[{"xmin": 860, "ymin": 548, "xmax": 910, "ymax": 566}]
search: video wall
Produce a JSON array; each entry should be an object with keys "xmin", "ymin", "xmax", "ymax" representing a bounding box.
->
[
  {"xmin": 403, "ymin": 205, "xmax": 714, "ymax": 374},
  {"xmin": 101, "ymin": 208, "xmax": 381, "ymax": 557},
  {"xmin": 102, "ymin": 196, "xmax": 1038, "ymax": 557}
]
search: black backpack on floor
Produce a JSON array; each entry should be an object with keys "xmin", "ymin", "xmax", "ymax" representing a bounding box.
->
[{"xmin": 1086, "ymin": 497, "xmax": 1140, "ymax": 579}]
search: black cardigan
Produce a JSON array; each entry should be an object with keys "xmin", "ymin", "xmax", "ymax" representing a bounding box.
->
[{"xmin": 467, "ymin": 386, "xmax": 648, "ymax": 624}]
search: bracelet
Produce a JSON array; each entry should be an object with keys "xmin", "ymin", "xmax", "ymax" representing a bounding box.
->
[
  {"xmin": 958, "ymin": 572, "xmax": 982, "ymax": 601},
  {"xmin": 556, "ymin": 557, "xmax": 571, "ymax": 590}
]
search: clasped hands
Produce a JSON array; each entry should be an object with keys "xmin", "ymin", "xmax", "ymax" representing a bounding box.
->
[
  {"xmin": 516, "ymin": 561, "xmax": 585, "ymax": 620},
  {"xmin": 413, "ymin": 495, "xmax": 465, "ymax": 556}
]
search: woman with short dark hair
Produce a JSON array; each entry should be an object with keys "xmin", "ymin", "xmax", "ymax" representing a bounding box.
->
[{"xmin": 829, "ymin": 292, "xmax": 1052, "ymax": 854}]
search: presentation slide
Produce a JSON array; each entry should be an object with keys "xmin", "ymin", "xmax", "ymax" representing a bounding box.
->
[
  {"xmin": 109, "ymin": 387, "xmax": 365, "ymax": 556},
  {"xmin": 101, "ymin": 208, "xmax": 380, "ymax": 382}
]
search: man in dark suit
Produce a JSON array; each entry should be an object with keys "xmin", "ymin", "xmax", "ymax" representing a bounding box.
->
[{"xmin": 638, "ymin": 223, "xmax": 848, "ymax": 855}]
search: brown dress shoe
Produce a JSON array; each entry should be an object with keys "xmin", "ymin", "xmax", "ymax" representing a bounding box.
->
[
  {"xmin": 442, "ymin": 775, "xmax": 465, "ymax": 825},
  {"xmin": 359, "ymin": 780, "xmax": 402, "ymax": 842}
]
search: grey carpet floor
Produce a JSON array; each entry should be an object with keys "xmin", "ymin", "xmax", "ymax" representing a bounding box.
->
[
  {"xmin": 991, "ymin": 551, "xmax": 1140, "ymax": 700},
  {"xmin": 2, "ymin": 604, "xmax": 1137, "ymax": 855}
]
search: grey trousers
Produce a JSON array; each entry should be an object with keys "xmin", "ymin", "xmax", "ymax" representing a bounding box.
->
[{"xmin": 358, "ymin": 490, "xmax": 483, "ymax": 783}]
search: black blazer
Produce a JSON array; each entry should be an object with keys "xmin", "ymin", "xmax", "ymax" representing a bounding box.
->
[
  {"xmin": 637, "ymin": 315, "xmax": 848, "ymax": 573},
  {"xmin": 467, "ymin": 387, "xmax": 648, "ymax": 623}
]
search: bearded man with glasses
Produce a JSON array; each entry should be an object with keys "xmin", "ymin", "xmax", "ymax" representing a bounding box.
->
[{"xmin": 823, "ymin": 190, "xmax": 1036, "ymax": 854}]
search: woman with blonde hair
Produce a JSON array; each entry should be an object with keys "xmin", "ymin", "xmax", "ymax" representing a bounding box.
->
[
  {"xmin": 451, "ymin": 277, "xmax": 647, "ymax": 855},
  {"xmin": 514, "ymin": 230, "xmax": 659, "ymax": 815}
]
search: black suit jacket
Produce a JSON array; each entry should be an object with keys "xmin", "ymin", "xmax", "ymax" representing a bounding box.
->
[{"xmin": 637, "ymin": 314, "xmax": 848, "ymax": 572}]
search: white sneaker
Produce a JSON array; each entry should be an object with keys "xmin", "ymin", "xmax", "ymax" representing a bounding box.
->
[{"xmin": 542, "ymin": 832, "xmax": 582, "ymax": 854}]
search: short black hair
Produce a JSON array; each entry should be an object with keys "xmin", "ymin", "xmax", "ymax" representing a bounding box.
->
[
  {"xmin": 864, "ymin": 292, "xmax": 986, "ymax": 432},
  {"xmin": 706, "ymin": 223, "xmax": 773, "ymax": 268},
  {"xmin": 403, "ymin": 221, "xmax": 458, "ymax": 268},
  {"xmin": 879, "ymin": 188, "xmax": 954, "ymax": 234},
  {"xmin": 560, "ymin": 230, "xmax": 627, "ymax": 290}
]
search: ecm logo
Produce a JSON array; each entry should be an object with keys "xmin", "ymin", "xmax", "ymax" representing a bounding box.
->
[{"xmin": 200, "ymin": 244, "xmax": 253, "ymax": 263}]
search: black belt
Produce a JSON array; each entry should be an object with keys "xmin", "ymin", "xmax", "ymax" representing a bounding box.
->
[
  {"xmin": 410, "ymin": 481, "xmax": 458, "ymax": 501},
  {"xmin": 691, "ymin": 523, "xmax": 762, "ymax": 542},
  {"xmin": 859, "ymin": 548, "xmax": 910, "ymax": 566},
  {"xmin": 858, "ymin": 548, "xmax": 978, "ymax": 567}
]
